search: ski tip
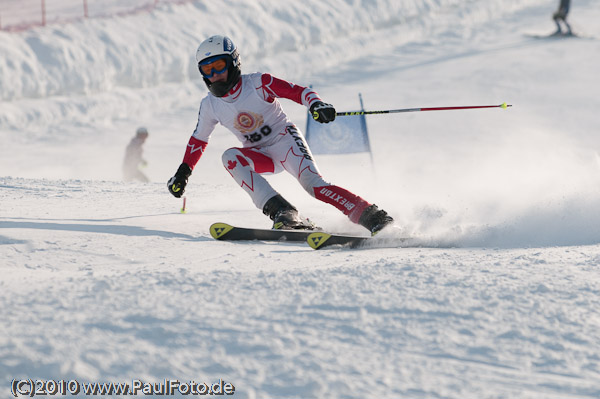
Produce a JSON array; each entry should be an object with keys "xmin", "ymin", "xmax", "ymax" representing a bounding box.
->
[
  {"xmin": 210, "ymin": 222, "xmax": 234, "ymax": 240},
  {"xmin": 307, "ymin": 232, "xmax": 332, "ymax": 250}
]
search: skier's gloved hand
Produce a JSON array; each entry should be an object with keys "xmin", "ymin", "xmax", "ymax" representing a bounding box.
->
[
  {"xmin": 310, "ymin": 101, "xmax": 336, "ymax": 124},
  {"xmin": 167, "ymin": 163, "xmax": 192, "ymax": 198}
]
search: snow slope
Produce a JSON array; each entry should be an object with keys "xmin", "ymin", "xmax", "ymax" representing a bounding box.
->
[{"xmin": 2, "ymin": 0, "xmax": 600, "ymax": 398}]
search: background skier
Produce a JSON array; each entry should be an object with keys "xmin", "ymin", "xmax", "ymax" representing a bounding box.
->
[
  {"xmin": 167, "ymin": 35, "xmax": 393, "ymax": 234},
  {"xmin": 123, "ymin": 127, "xmax": 150, "ymax": 182},
  {"xmin": 553, "ymin": 0, "xmax": 572, "ymax": 35}
]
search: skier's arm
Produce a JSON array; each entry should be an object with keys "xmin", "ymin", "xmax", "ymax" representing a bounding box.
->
[
  {"xmin": 182, "ymin": 136, "xmax": 208, "ymax": 170},
  {"xmin": 258, "ymin": 73, "xmax": 320, "ymax": 108},
  {"xmin": 186, "ymin": 98, "xmax": 217, "ymax": 168},
  {"xmin": 167, "ymin": 100, "xmax": 216, "ymax": 198},
  {"xmin": 167, "ymin": 137, "xmax": 209, "ymax": 198},
  {"xmin": 258, "ymin": 73, "xmax": 336, "ymax": 123}
]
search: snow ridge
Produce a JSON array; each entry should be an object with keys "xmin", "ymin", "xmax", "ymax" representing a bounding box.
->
[{"xmin": 0, "ymin": 0, "xmax": 549, "ymax": 102}]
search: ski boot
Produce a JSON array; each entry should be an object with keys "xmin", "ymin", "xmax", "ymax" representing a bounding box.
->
[
  {"xmin": 358, "ymin": 204, "xmax": 394, "ymax": 235},
  {"xmin": 263, "ymin": 195, "xmax": 316, "ymax": 230}
]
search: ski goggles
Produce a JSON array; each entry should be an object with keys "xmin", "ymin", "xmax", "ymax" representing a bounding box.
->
[{"xmin": 199, "ymin": 56, "xmax": 229, "ymax": 78}]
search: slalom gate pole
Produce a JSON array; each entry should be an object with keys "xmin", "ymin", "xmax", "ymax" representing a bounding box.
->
[{"xmin": 336, "ymin": 102, "xmax": 511, "ymax": 116}]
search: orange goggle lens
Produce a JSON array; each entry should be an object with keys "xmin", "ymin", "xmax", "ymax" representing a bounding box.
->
[{"xmin": 199, "ymin": 58, "xmax": 228, "ymax": 77}]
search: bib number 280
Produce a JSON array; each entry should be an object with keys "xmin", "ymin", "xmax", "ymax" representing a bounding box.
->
[{"xmin": 244, "ymin": 125, "xmax": 272, "ymax": 143}]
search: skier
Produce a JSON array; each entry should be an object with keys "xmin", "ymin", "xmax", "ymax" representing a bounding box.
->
[
  {"xmin": 167, "ymin": 35, "xmax": 393, "ymax": 234},
  {"xmin": 553, "ymin": 0, "xmax": 572, "ymax": 35},
  {"xmin": 123, "ymin": 127, "xmax": 150, "ymax": 182}
]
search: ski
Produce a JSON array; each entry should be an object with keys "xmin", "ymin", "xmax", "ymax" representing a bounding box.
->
[
  {"xmin": 307, "ymin": 231, "xmax": 371, "ymax": 250},
  {"xmin": 525, "ymin": 32, "xmax": 593, "ymax": 40},
  {"xmin": 210, "ymin": 223, "xmax": 413, "ymax": 250},
  {"xmin": 209, "ymin": 222, "xmax": 314, "ymax": 243},
  {"xmin": 307, "ymin": 230, "xmax": 416, "ymax": 250}
]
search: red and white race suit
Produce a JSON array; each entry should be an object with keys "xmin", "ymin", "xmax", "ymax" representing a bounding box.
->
[{"xmin": 179, "ymin": 72, "xmax": 371, "ymax": 223}]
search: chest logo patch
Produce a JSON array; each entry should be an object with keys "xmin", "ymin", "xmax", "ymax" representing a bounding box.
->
[{"xmin": 234, "ymin": 111, "xmax": 264, "ymax": 134}]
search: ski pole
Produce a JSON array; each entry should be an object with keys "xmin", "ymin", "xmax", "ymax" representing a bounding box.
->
[
  {"xmin": 180, "ymin": 196, "xmax": 187, "ymax": 214},
  {"xmin": 336, "ymin": 102, "xmax": 511, "ymax": 116}
]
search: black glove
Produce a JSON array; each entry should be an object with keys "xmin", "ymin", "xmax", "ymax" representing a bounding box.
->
[
  {"xmin": 167, "ymin": 163, "xmax": 192, "ymax": 198},
  {"xmin": 310, "ymin": 101, "xmax": 336, "ymax": 124}
]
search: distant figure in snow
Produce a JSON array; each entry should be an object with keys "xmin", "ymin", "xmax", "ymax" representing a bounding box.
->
[
  {"xmin": 123, "ymin": 127, "xmax": 150, "ymax": 182},
  {"xmin": 553, "ymin": 0, "xmax": 572, "ymax": 35},
  {"xmin": 166, "ymin": 35, "xmax": 393, "ymax": 234}
]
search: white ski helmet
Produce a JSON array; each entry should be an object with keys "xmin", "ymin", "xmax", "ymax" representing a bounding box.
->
[
  {"xmin": 196, "ymin": 35, "xmax": 241, "ymax": 97},
  {"xmin": 135, "ymin": 127, "xmax": 148, "ymax": 138}
]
